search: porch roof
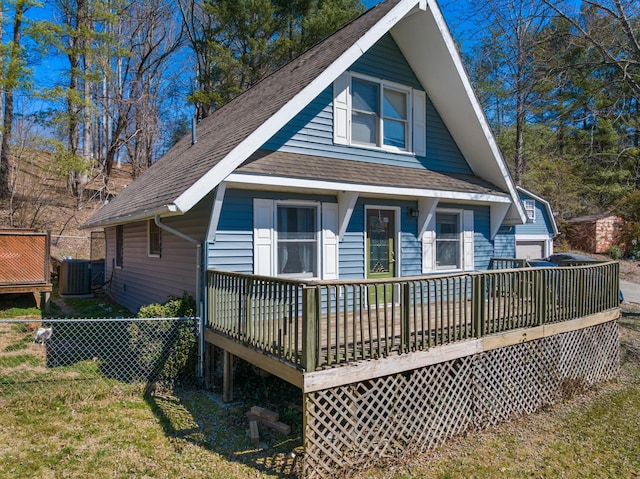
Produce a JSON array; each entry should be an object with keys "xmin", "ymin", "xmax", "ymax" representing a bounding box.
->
[{"xmin": 230, "ymin": 149, "xmax": 508, "ymax": 200}]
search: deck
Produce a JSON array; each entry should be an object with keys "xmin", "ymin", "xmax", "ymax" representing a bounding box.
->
[{"xmin": 204, "ymin": 261, "xmax": 620, "ymax": 396}]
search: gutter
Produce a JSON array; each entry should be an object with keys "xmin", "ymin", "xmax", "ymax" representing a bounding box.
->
[{"xmin": 81, "ymin": 204, "xmax": 182, "ymax": 230}]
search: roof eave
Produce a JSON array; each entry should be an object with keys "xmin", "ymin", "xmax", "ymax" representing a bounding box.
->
[
  {"xmin": 391, "ymin": 0, "xmax": 527, "ymax": 226},
  {"xmin": 81, "ymin": 204, "xmax": 182, "ymax": 230}
]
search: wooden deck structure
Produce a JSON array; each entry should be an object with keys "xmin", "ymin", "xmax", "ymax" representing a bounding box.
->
[
  {"xmin": 0, "ymin": 230, "xmax": 52, "ymax": 309},
  {"xmin": 203, "ymin": 262, "xmax": 621, "ymax": 477}
]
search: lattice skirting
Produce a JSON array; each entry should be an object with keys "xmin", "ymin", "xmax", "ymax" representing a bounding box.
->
[{"xmin": 302, "ymin": 320, "xmax": 619, "ymax": 478}]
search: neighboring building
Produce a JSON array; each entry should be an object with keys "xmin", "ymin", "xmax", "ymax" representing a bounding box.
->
[
  {"xmin": 566, "ymin": 214, "xmax": 624, "ymax": 254},
  {"xmin": 514, "ymin": 187, "xmax": 559, "ymax": 259},
  {"xmin": 83, "ymin": 0, "xmax": 527, "ymax": 312}
]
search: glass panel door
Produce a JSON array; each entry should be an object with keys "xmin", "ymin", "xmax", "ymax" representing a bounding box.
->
[{"xmin": 366, "ymin": 208, "xmax": 396, "ymax": 304}]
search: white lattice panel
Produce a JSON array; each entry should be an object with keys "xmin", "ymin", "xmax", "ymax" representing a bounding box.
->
[{"xmin": 302, "ymin": 321, "xmax": 619, "ymax": 479}]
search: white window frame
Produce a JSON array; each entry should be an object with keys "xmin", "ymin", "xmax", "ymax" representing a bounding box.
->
[
  {"xmin": 147, "ymin": 220, "xmax": 161, "ymax": 258},
  {"xmin": 524, "ymin": 199, "xmax": 536, "ymax": 223},
  {"xmin": 349, "ymin": 73, "xmax": 413, "ymax": 153},
  {"xmin": 435, "ymin": 209, "xmax": 463, "ymax": 273},
  {"xmin": 274, "ymin": 201, "xmax": 321, "ymax": 280}
]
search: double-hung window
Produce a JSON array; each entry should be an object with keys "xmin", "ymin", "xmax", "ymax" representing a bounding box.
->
[
  {"xmin": 276, "ymin": 205, "xmax": 318, "ymax": 278},
  {"xmin": 334, "ymin": 72, "xmax": 425, "ymax": 154},
  {"xmin": 524, "ymin": 200, "xmax": 536, "ymax": 223},
  {"xmin": 435, "ymin": 212, "xmax": 461, "ymax": 271},
  {"xmin": 351, "ymin": 76, "xmax": 410, "ymax": 151}
]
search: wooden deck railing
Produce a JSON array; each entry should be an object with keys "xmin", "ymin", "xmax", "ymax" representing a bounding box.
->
[{"xmin": 207, "ymin": 262, "xmax": 620, "ymax": 372}]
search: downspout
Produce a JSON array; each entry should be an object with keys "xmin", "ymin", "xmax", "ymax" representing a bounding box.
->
[{"xmin": 154, "ymin": 215, "xmax": 205, "ymax": 382}]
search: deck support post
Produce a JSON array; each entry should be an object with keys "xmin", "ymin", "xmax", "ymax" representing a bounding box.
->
[
  {"xmin": 302, "ymin": 286, "xmax": 318, "ymax": 372},
  {"xmin": 223, "ymin": 350, "xmax": 234, "ymax": 402}
]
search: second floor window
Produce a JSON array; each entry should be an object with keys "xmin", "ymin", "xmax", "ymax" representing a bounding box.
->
[{"xmin": 351, "ymin": 77, "xmax": 410, "ymax": 151}]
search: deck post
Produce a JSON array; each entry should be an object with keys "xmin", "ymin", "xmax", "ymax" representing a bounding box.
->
[
  {"xmin": 222, "ymin": 349, "xmax": 234, "ymax": 402},
  {"xmin": 536, "ymin": 270, "xmax": 547, "ymax": 326},
  {"xmin": 401, "ymin": 282, "xmax": 411, "ymax": 352},
  {"xmin": 302, "ymin": 286, "xmax": 318, "ymax": 372},
  {"xmin": 472, "ymin": 274, "xmax": 486, "ymax": 338}
]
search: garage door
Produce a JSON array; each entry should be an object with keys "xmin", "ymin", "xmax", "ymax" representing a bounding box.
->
[{"xmin": 516, "ymin": 241, "xmax": 545, "ymax": 259}]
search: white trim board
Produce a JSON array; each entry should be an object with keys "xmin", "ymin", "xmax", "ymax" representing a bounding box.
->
[{"xmin": 226, "ymin": 173, "xmax": 512, "ymax": 204}]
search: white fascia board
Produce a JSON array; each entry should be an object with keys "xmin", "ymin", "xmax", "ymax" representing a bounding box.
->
[
  {"xmin": 516, "ymin": 186, "xmax": 559, "ymax": 235},
  {"xmin": 226, "ymin": 173, "xmax": 512, "ymax": 205},
  {"xmin": 516, "ymin": 234, "xmax": 553, "ymax": 241},
  {"xmin": 173, "ymin": 0, "xmax": 422, "ymax": 214},
  {"xmin": 81, "ymin": 204, "xmax": 181, "ymax": 230},
  {"xmin": 391, "ymin": 1, "xmax": 527, "ymax": 226}
]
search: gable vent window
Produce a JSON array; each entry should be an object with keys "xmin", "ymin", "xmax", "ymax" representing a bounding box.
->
[
  {"xmin": 333, "ymin": 72, "xmax": 426, "ymax": 156},
  {"xmin": 524, "ymin": 200, "xmax": 536, "ymax": 223}
]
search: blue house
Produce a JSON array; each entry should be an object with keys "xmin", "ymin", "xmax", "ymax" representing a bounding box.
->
[
  {"xmin": 82, "ymin": 3, "xmax": 621, "ymax": 474},
  {"xmin": 84, "ymin": 0, "xmax": 527, "ymax": 312},
  {"xmin": 514, "ymin": 187, "xmax": 559, "ymax": 260}
]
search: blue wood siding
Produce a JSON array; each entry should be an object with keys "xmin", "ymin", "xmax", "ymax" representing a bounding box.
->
[
  {"xmin": 494, "ymin": 231, "xmax": 516, "ymax": 258},
  {"xmin": 515, "ymin": 192, "xmax": 554, "ymax": 238},
  {"xmin": 261, "ymin": 34, "xmax": 473, "ymax": 175},
  {"xmin": 208, "ymin": 189, "xmax": 336, "ymax": 273},
  {"xmin": 209, "ymin": 190, "xmax": 499, "ymax": 277}
]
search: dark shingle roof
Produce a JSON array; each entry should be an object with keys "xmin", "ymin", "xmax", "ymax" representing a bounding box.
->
[
  {"xmin": 237, "ymin": 150, "xmax": 506, "ymax": 196},
  {"xmin": 84, "ymin": 0, "xmax": 403, "ymax": 229}
]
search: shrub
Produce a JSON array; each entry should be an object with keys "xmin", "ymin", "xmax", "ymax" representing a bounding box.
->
[
  {"xmin": 608, "ymin": 245, "xmax": 623, "ymax": 260},
  {"xmin": 127, "ymin": 293, "xmax": 198, "ymax": 386}
]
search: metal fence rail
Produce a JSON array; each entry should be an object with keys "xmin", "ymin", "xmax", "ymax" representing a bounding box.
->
[{"xmin": 0, "ymin": 317, "xmax": 199, "ymax": 402}]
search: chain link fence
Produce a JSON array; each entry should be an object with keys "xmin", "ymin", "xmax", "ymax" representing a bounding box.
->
[{"xmin": 0, "ymin": 317, "xmax": 200, "ymax": 404}]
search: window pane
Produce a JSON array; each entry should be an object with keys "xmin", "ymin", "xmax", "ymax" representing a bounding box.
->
[
  {"xmin": 277, "ymin": 242, "xmax": 317, "ymax": 276},
  {"xmin": 277, "ymin": 206, "xmax": 316, "ymax": 240},
  {"xmin": 436, "ymin": 241, "xmax": 460, "ymax": 269},
  {"xmin": 436, "ymin": 213, "xmax": 460, "ymax": 270},
  {"xmin": 383, "ymin": 119, "xmax": 406, "ymax": 149},
  {"xmin": 352, "ymin": 111, "xmax": 378, "ymax": 144},
  {"xmin": 436, "ymin": 214, "xmax": 459, "ymax": 239},
  {"xmin": 383, "ymin": 89, "xmax": 407, "ymax": 120},
  {"xmin": 149, "ymin": 221, "xmax": 161, "ymax": 256},
  {"xmin": 352, "ymin": 78, "xmax": 379, "ymax": 113}
]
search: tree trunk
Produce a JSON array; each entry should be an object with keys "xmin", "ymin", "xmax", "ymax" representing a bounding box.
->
[{"xmin": 0, "ymin": 1, "xmax": 26, "ymax": 199}]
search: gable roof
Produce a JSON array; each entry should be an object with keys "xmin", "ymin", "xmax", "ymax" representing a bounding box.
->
[
  {"xmin": 84, "ymin": 0, "xmax": 526, "ymax": 229},
  {"xmin": 517, "ymin": 187, "xmax": 559, "ymax": 236}
]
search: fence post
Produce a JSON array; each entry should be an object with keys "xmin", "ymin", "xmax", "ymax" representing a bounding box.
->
[
  {"xmin": 472, "ymin": 274, "xmax": 486, "ymax": 338},
  {"xmin": 401, "ymin": 282, "xmax": 411, "ymax": 352},
  {"xmin": 302, "ymin": 286, "xmax": 318, "ymax": 372}
]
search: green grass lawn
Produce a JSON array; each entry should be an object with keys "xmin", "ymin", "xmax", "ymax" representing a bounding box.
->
[{"xmin": 1, "ymin": 293, "xmax": 640, "ymax": 478}]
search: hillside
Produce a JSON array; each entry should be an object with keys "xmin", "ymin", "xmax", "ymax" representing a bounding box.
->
[{"xmin": 0, "ymin": 150, "xmax": 135, "ymax": 259}]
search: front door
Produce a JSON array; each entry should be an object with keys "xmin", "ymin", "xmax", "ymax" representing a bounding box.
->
[{"xmin": 366, "ymin": 208, "xmax": 396, "ymax": 303}]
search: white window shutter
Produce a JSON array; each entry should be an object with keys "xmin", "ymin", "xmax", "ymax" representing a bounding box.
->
[
  {"xmin": 253, "ymin": 199, "xmax": 274, "ymax": 276},
  {"xmin": 333, "ymin": 72, "xmax": 350, "ymax": 145},
  {"xmin": 463, "ymin": 210, "xmax": 474, "ymax": 272},
  {"xmin": 422, "ymin": 212, "xmax": 436, "ymax": 274},
  {"xmin": 412, "ymin": 89, "xmax": 426, "ymax": 156},
  {"xmin": 322, "ymin": 202, "xmax": 339, "ymax": 280}
]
